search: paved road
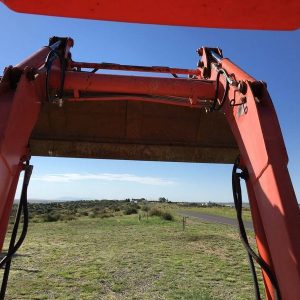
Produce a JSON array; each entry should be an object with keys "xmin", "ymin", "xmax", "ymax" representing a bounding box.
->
[{"xmin": 179, "ymin": 210, "xmax": 253, "ymax": 230}]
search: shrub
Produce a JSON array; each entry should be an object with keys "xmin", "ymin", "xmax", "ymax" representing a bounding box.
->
[
  {"xmin": 149, "ymin": 208, "xmax": 163, "ymax": 217},
  {"xmin": 61, "ymin": 214, "xmax": 77, "ymax": 221},
  {"xmin": 99, "ymin": 212, "xmax": 114, "ymax": 218},
  {"xmin": 88, "ymin": 211, "xmax": 97, "ymax": 218},
  {"xmin": 149, "ymin": 208, "xmax": 174, "ymax": 221},
  {"xmin": 124, "ymin": 207, "xmax": 138, "ymax": 215},
  {"xmin": 141, "ymin": 206, "xmax": 150, "ymax": 212},
  {"xmin": 43, "ymin": 212, "xmax": 60, "ymax": 222},
  {"xmin": 161, "ymin": 212, "xmax": 174, "ymax": 221},
  {"xmin": 31, "ymin": 216, "xmax": 42, "ymax": 223}
]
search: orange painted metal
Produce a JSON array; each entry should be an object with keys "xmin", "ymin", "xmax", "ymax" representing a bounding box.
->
[
  {"xmin": 0, "ymin": 74, "xmax": 41, "ymax": 249},
  {"xmin": 0, "ymin": 162, "xmax": 23, "ymax": 251},
  {"xmin": 0, "ymin": 38, "xmax": 299, "ymax": 299},
  {"xmin": 69, "ymin": 61, "xmax": 201, "ymax": 76},
  {"xmin": 0, "ymin": 54, "xmax": 47, "ymax": 250},
  {"xmin": 50, "ymin": 70, "xmax": 215, "ymax": 104},
  {"xmin": 16, "ymin": 47, "xmax": 53, "ymax": 69},
  {"xmin": 65, "ymin": 96, "xmax": 207, "ymax": 109},
  {"xmin": 197, "ymin": 51, "xmax": 300, "ymax": 299},
  {"xmin": 1, "ymin": 0, "xmax": 299, "ymax": 30}
]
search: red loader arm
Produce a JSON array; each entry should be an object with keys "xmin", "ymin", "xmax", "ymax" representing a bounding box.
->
[{"xmin": 0, "ymin": 38, "xmax": 299, "ymax": 299}]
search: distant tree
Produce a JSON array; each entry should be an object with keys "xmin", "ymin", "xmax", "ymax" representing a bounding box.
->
[{"xmin": 158, "ymin": 197, "xmax": 168, "ymax": 203}]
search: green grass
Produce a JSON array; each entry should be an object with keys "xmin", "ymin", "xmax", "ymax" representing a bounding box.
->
[{"xmin": 1, "ymin": 212, "xmax": 262, "ymax": 299}]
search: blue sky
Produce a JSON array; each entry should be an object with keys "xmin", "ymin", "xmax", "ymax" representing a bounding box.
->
[{"xmin": 0, "ymin": 4, "xmax": 299, "ymax": 202}]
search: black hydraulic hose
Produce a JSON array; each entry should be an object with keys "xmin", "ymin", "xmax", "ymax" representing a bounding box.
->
[
  {"xmin": 232, "ymin": 162, "xmax": 261, "ymax": 300},
  {"xmin": 0, "ymin": 162, "xmax": 32, "ymax": 299},
  {"xmin": 232, "ymin": 157, "xmax": 281, "ymax": 300},
  {"xmin": 210, "ymin": 68, "xmax": 230, "ymax": 111},
  {"xmin": 45, "ymin": 50, "xmax": 66, "ymax": 103}
]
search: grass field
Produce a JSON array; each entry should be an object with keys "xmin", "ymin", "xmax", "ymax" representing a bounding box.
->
[{"xmin": 2, "ymin": 204, "xmax": 261, "ymax": 299}]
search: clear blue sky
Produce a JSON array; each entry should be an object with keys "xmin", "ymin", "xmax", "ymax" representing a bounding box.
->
[{"xmin": 0, "ymin": 4, "xmax": 299, "ymax": 202}]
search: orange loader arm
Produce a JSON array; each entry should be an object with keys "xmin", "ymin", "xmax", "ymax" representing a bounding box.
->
[{"xmin": 0, "ymin": 37, "xmax": 299, "ymax": 299}]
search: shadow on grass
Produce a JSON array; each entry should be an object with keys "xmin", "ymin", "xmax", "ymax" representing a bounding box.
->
[
  {"xmin": 0, "ymin": 252, "xmax": 29, "ymax": 259},
  {"xmin": 182, "ymin": 234, "xmax": 233, "ymax": 244},
  {"xmin": 12, "ymin": 267, "xmax": 40, "ymax": 273}
]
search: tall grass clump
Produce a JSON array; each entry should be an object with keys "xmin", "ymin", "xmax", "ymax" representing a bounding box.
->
[
  {"xmin": 149, "ymin": 208, "xmax": 174, "ymax": 221},
  {"xmin": 149, "ymin": 207, "xmax": 163, "ymax": 217},
  {"xmin": 161, "ymin": 211, "xmax": 174, "ymax": 221},
  {"xmin": 124, "ymin": 207, "xmax": 138, "ymax": 215}
]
